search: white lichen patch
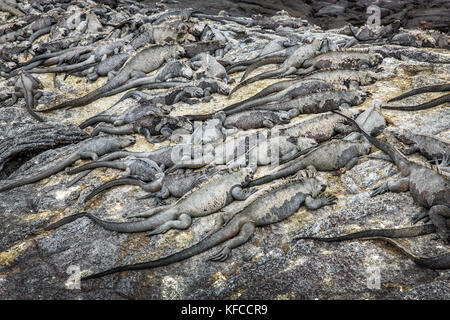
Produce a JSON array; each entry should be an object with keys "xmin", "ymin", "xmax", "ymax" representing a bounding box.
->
[{"xmin": 161, "ymin": 275, "xmax": 185, "ymax": 300}]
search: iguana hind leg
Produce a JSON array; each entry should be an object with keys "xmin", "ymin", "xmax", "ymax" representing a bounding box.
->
[
  {"xmin": 428, "ymin": 205, "xmax": 450, "ymax": 243},
  {"xmin": 208, "ymin": 222, "xmax": 256, "ymax": 262},
  {"xmin": 147, "ymin": 213, "xmax": 192, "ymax": 236},
  {"xmin": 370, "ymin": 177, "xmax": 410, "ymax": 197}
]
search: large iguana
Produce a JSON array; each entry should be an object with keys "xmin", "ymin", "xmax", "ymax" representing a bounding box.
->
[
  {"xmin": 333, "ymin": 110, "xmax": 450, "ymax": 243},
  {"xmin": 81, "ymin": 166, "xmax": 337, "ymax": 280},
  {"xmin": 46, "ymin": 167, "xmax": 254, "ymax": 235}
]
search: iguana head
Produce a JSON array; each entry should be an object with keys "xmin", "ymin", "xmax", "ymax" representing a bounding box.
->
[
  {"xmin": 300, "ymin": 166, "xmax": 327, "ymax": 198},
  {"xmin": 393, "ymin": 129, "xmax": 414, "ymax": 145},
  {"xmin": 118, "ymin": 135, "xmax": 136, "ymax": 148}
]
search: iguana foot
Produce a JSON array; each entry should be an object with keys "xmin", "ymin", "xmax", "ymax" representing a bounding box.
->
[
  {"xmin": 208, "ymin": 246, "xmax": 231, "ymax": 262},
  {"xmin": 369, "ymin": 182, "xmax": 389, "ymax": 197}
]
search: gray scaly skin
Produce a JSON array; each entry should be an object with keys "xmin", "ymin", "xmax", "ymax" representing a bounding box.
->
[
  {"xmin": 225, "ymin": 43, "xmax": 300, "ymax": 74},
  {"xmin": 29, "ymin": 40, "xmax": 126, "ymax": 74},
  {"xmin": 66, "ymin": 157, "xmax": 162, "ymax": 182},
  {"xmin": 295, "ymin": 50, "xmax": 383, "ymax": 76},
  {"xmin": 333, "ymin": 110, "xmax": 450, "ymax": 243},
  {"xmin": 186, "ymin": 79, "xmax": 342, "ymax": 121},
  {"xmin": 0, "ymin": 135, "xmax": 135, "ymax": 192},
  {"xmin": 229, "ymin": 39, "xmax": 324, "ymax": 97},
  {"xmin": 81, "ymin": 166, "xmax": 337, "ymax": 280},
  {"xmin": 48, "ymin": 167, "xmax": 254, "ymax": 234},
  {"xmin": 83, "ymin": 170, "xmax": 214, "ymax": 203},
  {"xmin": 393, "ymin": 129, "xmax": 450, "ymax": 162},
  {"xmin": 18, "ymin": 71, "xmax": 44, "ymax": 122},
  {"xmin": 223, "ymin": 110, "xmax": 291, "ymax": 130},
  {"xmin": 90, "ymin": 114, "xmax": 193, "ymax": 144},
  {"xmin": 41, "ymin": 44, "xmax": 184, "ymax": 111},
  {"xmin": 166, "ymin": 134, "xmax": 317, "ymax": 173},
  {"xmin": 79, "ymin": 103, "xmax": 168, "ymax": 129},
  {"xmin": 88, "ymin": 60, "xmax": 193, "ymax": 97},
  {"xmin": 253, "ymin": 89, "xmax": 367, "ymax": 115},
  {"xmin": 248, "ymin": 132, "xmax": 371, "ymax": 187},
  {"xmin": 301, "ymin": 69, "xmax": 376, "ymax": 87}
]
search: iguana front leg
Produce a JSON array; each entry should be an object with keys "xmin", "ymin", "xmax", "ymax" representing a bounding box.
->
[
  {"xmin": 370, "ymin": 177, "xmax": 410, "ymax": 197},
  {"xmin": 305, "ymin": 195, "xmax": 337, "ymax": 210},
  {"xmin": 208, "ymin": 222, "xmax": 256, "ymax": 261}
]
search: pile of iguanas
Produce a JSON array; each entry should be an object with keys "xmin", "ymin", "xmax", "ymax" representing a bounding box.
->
[{"xmin": 0, "ymin": 0, "xmax": 448, "ymax": 285}]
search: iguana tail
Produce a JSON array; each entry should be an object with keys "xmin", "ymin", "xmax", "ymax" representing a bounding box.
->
[
  {"xmin": 383, "ymin": 93, "xmax": 450, "ymax": 111},
  {"xmin": 41, "ymin": 76, "xmax": 124, "ymax": 112},
  {"xmin": 294, "ymin": 224, "xmax": 437, "ymax": 242},
  {"xmin": 241, "ymin": 56, "xmax": 286, "ymax": 81},
  {"xmin": 79, "ymin": 115, "xmax": 115, "ymax": 129},
  {"xmin": 362, "ymin": 237, "xmax": 450, "ymax": 270},
  {"xmin": 0, "ymin": 153, "xmax": 79, "ymax": 192},
  {"xmin": 84, "ymin": 177, "xmax": 161, "ymax": 203},
  {"xmin": 387, "ymin": 84, "xmax": 450, "ymax": 102},
  {"xmin": 82, "ymin": 219, "xmax": 240, "ymax": 280},
  {"xmin": 228, "ymin": 67, "xmax": 287, "ymax": 97},
  {"xmin": 45, "ymin": 212, "xmax": 88, "ymax": 230},
  {"xmin": 332, "ymin": 110, "xmax": 409, "ymax": 171}
]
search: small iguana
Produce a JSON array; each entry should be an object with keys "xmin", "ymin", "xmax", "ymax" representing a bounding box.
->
[
  {"xmin": 41, "ymin": 44, "xmax": 184, "ymax": 111},
  {"xmin": 333, "ymin": 110, "xmax": 450, "ymax": 243},
  {"xmin": 229, "ymin": 39, "xmax": 325, "ymax": 97},
  {"xmin": 248, "ymin": 132, "xmax": 372, "ymax": 187},
  {"xmin": 393, "ymin": 129, "xmax": 450, "ymax": 162},
  {"xmin": 0, "ymin": 135, "xmax": 135, "ymax": 192},
  {"xmin": 82, "ymin": 170, "xmax": 213, "ymax": 203},
  {"xmin": 66, "ymin": 157, "xmax": 162, "ymax": 182},
  {"xmin": 80, "ymin": 166, "xmax": 337, "ymax": 280}
]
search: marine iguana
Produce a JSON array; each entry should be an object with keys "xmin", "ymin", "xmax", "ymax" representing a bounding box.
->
[
  {"xmin": 79, "ymin": 103, "xmax": 168, "ymax": 129},
  {"xmin": 228, "ymin": 39, "xmax": 325, "ymax": 97},
  {"xmin": 247, "ymin": 131, "xmax": 372, "ymax": 187},
  {"xmin": 66, "ymin": 156, "xmax": 162, "ymax": 182},
  {"xmin": 47, "ymin": 167, "xmax": 255, "ymax": 234},
  {"xmin": 225, "ymin": 42, "xmax": 300, "ymax": 74},
  {"xmin": 12, "ymin": 71, "xmax": 44, "ymax": 122},
  {"xmin": 85, "ymin": 60, "xmax": 193, "ymax": 97},
  {"xmin": 224, "ymin": 68, "xmax": 375, "ymax": 117},
  {"xmin": 82, "ymin": 170, "xmax": 212, "ymax": 203},
  {"xmin": 28, "ymin": 40, "xmax": 125, "ymax": 74},
  {"xmin": 80, "ymin": 166, "xmax": 337, "ymax": 280},
  {"xmin": 41, "ymin": 44, "xmax": 184, "ymax": 111},
  {"xmin": 165, "ymin": 133, "xmax": 317, "ymax": 173},
  {"xmin": 90, "ymin": 114, "xmax": 193, "ymax": 144},
  {"xmin": 393, "ymin": 129, "xmax": 450, "ymax": 162},
  {"xmin": 333, "ymin": 110, "xmax": 450, "ymax": 243},
  {"xmin": 295, "ymin": 51, "xmax": 383, "ymax": 76},
  {"xmin": 251, "ymin": 89, "xmax": 367, "ymax": 115},
  {"xmin": 0, "ymin": 135, "xmax": 135, "ymax": 192},
  {"xmin": 222, "ymin": 110, "xmax": 292, "ymax": 130},
  {"xmin": 186, "ymin": 79, "xmax": 342, "ymax": 121}
]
